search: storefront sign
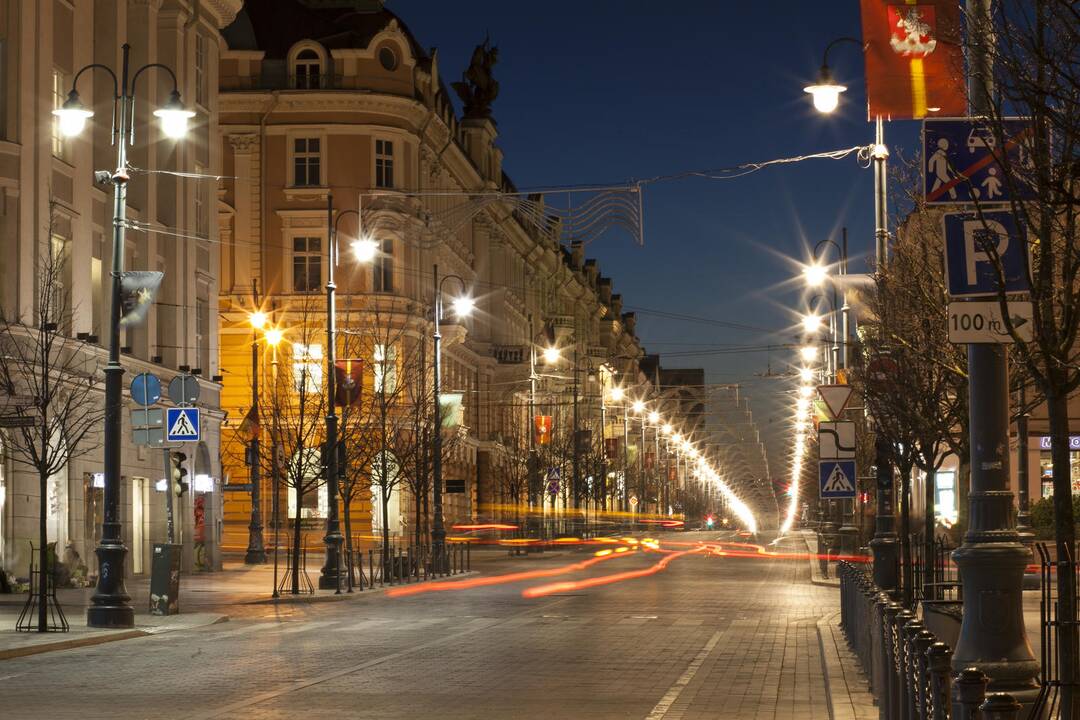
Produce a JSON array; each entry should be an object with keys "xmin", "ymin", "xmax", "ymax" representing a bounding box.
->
[{"xmin": 1038, "ymin": 436, "xmax": 1080, "ymax": 450}]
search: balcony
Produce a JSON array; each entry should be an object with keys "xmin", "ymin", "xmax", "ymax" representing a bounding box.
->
[{"xmin": 491, "ymin": 345, "xmax": 525, "ymax": 364}]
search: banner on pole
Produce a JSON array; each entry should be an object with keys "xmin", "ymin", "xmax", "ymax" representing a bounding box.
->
[{"xmin": 860, "ymin": 0, "xmax": 966, "ymax": 119}]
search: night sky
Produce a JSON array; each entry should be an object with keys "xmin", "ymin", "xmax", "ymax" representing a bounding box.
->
[{"xmin": 397, "ymin": 1, "xmax": 926, "ymax": 477}]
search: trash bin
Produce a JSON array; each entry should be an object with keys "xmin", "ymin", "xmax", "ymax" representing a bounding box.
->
[{"xmin": 150, "ymin": 543, "xmax": 182, "ymax": 616}]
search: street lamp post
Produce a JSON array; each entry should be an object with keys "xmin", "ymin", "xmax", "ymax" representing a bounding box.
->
[
  {"xmin": 55, "ymin": 43, "xmax": 195, "ymax": 629},
  {"xmin": 245, "ymin": 307, "xmax": 268, "ymax": 565},
  {"xmin": 320, "ymin": 199, "xmax": 377, "ymax": 592},
  {"xmin": 805, "ymin": 35, "xmax": 897, "ymax": 594},
  {"xmin": 431, "ymin": 264, "xmax": 472, "ymax": 572}
]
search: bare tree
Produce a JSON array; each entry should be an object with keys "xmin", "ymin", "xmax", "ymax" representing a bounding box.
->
[
  {"xmin": 258, "ymin": 296, "xmax": 327, "ymax": 595},
  {"xmin": 0, "ymin": 206, "xmax": 104, "ymax": 630},
  {"xmin": 945, "ymin": 5, "xmax": 1080, "ymax": 708}
]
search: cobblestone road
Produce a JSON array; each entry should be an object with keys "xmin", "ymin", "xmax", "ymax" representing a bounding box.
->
[{"xmin": 0, "ymin": 533, "xmax": 838, "ymax": 719}]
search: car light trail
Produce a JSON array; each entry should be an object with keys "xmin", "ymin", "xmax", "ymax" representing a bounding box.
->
[
  {"xmin": 521, "ymin": 548, "xmax": 702, "ymax": 598},
  {"xmin": 386, "ymin": 549, "xmax": 638, "ymax": 598}
]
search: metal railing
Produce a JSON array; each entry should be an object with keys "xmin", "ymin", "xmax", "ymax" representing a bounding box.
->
[
  {"xmin": 838, "ymin": 561, "xmax": 1024, "ymax": 719},
  {"xmin": 1032, "ymin": 542, "xmax": 1080, "ymax": 719},
  {"xmin": 348, "ymin": 537, "xmax": 471, "ymax": 591},
  {"xmin": 912, "ymin": 532, "xmax": 962, "ymax": 604}
]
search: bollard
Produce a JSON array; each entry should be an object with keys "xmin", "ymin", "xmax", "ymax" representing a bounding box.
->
[
  {"xmin": 894, "ymin": 609, "xmax": 916, "ymax": 720},
  {"xmin": 467, "ymin": 541, "xmax": 471, "ymax": 571},
  {"xmin": 978, "ymin": 692, "xmax": 1021, "ymax": 720},
  {"xmin": 953, "ymin": 667, "xmax": 989, "ymax": 720},
  {"xmin": 871, "ymin": 593, "xmax": 888, "ymax": 699},
  {"xmin": 884, "ymin": 603, "xmax": 904, "ymax": 720},
  {"xmin": 926, "ymin": 642, "xmax": 952, "ymax": 720},
  {"xmin": 901, "ymin": 617, "xmax": 925, "ymax": 720},
  {"xmin": 913, "ymin": 629, "xmax": 936, "ymax": 719}
]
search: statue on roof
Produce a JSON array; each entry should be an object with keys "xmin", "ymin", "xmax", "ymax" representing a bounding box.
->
[{"xmin": 453, "ymin": 36, "xmax": 499, "ymax": 119}]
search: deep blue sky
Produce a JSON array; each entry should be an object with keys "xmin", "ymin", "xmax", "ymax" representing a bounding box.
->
[{"xmin": 396, "ymin": 1, "xmax": 925, "ymax": 475}]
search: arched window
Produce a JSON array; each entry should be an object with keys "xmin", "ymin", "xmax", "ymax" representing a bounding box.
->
[{"xmin": 294, "ymin": 49, "xmax": 321, "ymax": 89}]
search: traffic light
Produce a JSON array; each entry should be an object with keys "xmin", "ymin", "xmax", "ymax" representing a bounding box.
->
[
  {"xmin": 170, "ymin": 452, "xmax": 189, "ymax": 496},
  {"xmin": 705, "ymin": 514, "xmax": 715, "ymax": 529}
]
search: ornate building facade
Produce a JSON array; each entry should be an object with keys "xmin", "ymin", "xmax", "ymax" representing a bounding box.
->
[
  {"xmin": 215, "ymin": 0, "xmax": 695, "ymax": 550},
  {"xmin": 0, "ymin": 0, "xmax": 241, "ymax": 582}
]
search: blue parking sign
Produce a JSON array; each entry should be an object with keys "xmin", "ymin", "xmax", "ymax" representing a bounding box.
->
[
  {"xmin": 924, "ymin": 118, "xmax": 1035, "ymax": 205},
  {"xmin": 166, "ymin": 407, "xmax": 200, "ymax": 442},
  {"xmin": 943, "ymin": 210, "xmax": 1030, "ymax": 297}
]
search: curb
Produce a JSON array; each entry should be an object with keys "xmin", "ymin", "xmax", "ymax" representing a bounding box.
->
[
  {"xmin": 817, "ymin": 611, "xmax": 877, "ymax": 720},
  {"xmin": 0, "ymin": 629, "xmax": 147, "ymax": 661},
  {"xmin": 0, "ymin": 613, "xmax": 228, "ymax": 661}
]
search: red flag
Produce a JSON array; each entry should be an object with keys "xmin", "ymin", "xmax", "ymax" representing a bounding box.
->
[
  {"xmin": 860, "ymin": 1, "xmax": 966, "ymax": 119},
  {"xmin": 334, "ymin": 359, "xmax": 363, "ymax": 407},
  {"xmin": 604, "ymin": 438, "xmax": 621, "ymax": 458},
  {"xmin": 534, "ymin": 415, "xmax": 553, "ymax": 446}
]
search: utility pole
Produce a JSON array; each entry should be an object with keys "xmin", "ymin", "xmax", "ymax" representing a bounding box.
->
[
  {"xmin": 572, "ymin": 343, "xmax": 580, "ymax": 514},
  {"xmin": 950, "ymin": 0, "xmax": 1039, "ymax": 707},
  {"xmin": 319, "ymin": 195, "xmax": 343, "ymax": 592}
]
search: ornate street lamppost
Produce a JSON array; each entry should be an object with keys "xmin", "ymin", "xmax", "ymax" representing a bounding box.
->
[
  {"xmin": 55, "ymin": 43, "xmax": 195, "ymax": 629},
  {"xmin": 431, "ymin": 265, "xmax": 473, "ymax": 572}
]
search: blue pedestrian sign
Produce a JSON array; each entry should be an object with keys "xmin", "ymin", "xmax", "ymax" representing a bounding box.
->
[
  {"xmin": 923, "ymin": 118, "xmax": 1035, "ymax": 205},
  {"xmin": 943, "ymin": 210, "xmax": 1030, "ymax": 297},
  {"xmin": 819, "ymin": 461, "xmax": 856, "ymax": 499},
  {"xmin": 166, "ymin": 407, "xmax": 200, "ymax": 442}
]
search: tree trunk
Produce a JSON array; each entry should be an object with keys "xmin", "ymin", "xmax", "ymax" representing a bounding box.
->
[
  {"xmin": 899, "ymin": 462, "xmax": 913, "ymax": 607},
  {"xmin": 291, "ymin": 486, "xmax": 302, "ymax": 595},
  {"xmin": 381, "ymin": 485, "xmax": 390, "ymax": 571},
  {"xmin": 38, "ymin": 468, "xmax": 48, "ymax": 632},
  {"xmin": 414, "ymin": 490, "xmax": 422, "ymax": 550},
  {"xmin": 342, "ymin": 495, "xmax": 353, "ymax": 591},
  {"xmin": 922, "ymin": 458, "xmax": 936, "ymax": 602},
  {"xmin": 1047, "ymin": 389, "xmax": 1077, "ymax": 717}
]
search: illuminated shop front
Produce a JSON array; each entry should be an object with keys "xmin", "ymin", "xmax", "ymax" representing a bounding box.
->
[{"xmin": 1037, "ymin": 436, "xmax": 1080, "ymax": 498}]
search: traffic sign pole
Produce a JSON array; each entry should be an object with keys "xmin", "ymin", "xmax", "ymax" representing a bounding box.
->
[{"xmin": 949, "ymin": 0, "xmax": 1039, "ymax": 707}]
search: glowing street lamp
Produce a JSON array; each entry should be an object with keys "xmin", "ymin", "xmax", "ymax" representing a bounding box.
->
[
  {"xmin": 802, "ymin": 314, "xmax": 824, "ymax": 333},
  {"xmin": 803, "ymin": 262, "xmax": 828, "ymax": 287},
  {"xmin": 543, "ymin": 346, "xmax": 561, "ymax": 365},
  {"xmin": 800, "ymin": 345, "xmax": 819, "ymax": 363}
]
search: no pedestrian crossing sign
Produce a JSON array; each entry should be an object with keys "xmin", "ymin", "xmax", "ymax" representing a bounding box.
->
[
  {"xmin": 166, "ymin": 407, "xmax": 200, "ymax": 442},
  {"xmin": 923, "ymin": 118, "xmax": 1035, "ymax": 205},
  {"xmin": 819, "ymin": 461, "xmax": 856, "ymax": 499}
]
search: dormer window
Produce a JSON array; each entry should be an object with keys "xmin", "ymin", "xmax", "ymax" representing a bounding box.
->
[{"xmin": 294, "ymin": 49, "xmax": 321, "ymax": 89}]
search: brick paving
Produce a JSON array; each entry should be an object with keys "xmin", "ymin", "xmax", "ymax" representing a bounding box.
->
[{"xmin": 0, "ymin": 533, "xmax": 842, "ymax": 719}]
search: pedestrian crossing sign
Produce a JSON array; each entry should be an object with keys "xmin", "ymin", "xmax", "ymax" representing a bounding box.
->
[
  {"xmin": 819, "ymin": 460, "xmax": 856, "ymax": 499},
  {"xmin": 166, "ymin": 407, "xmax": 200, "ymax": 442}
]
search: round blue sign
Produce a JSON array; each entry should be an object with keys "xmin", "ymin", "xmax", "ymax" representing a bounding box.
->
[{"xmin": 130, "ymin": 373, "xmax": 161, "ymax": 406}]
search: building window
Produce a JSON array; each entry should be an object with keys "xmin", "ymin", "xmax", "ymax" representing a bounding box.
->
[
  {"xmin": 379, "ymin": 46, "xmax": 398, "ymax": 71},
  {"xmin": 194, "ymin": 34, "xmax": 208, "ymax": 107},
  {"xmin": 375, "ymin": 139, "xmax": 394, "ymax": 188},
  {"xmin": 194, "ymin": 162, "xmax": 208, "ymax": 236},
  {"xmin": 294, "ymin": 49, "xmax": 321, "ymax": 90},
  {"xmin": 933, "ymin": 470, "xmax": 957, "ymax": 526},
  {"xmin": 291, "ymin": 343, "xmax": 323, "ymax": 394},
  {"xmin": 52, "ymin": 69, "xmax": 66, "ymax": 158},
  {"xmin": 195, "ymin": 282, "xmax": 209, "ymax": 372},
  {"xmin": 292, "ymin": 236, "xmax": 322, "ymax": 292},
  {"xmin": 373, "ymin": 343, "xmax": 398, "ymax": 394},
  {"xmin": 373, "ymin": 239, "xmax": 393, "ymax": 293},
  {"xmin": 48, "ymin": 233, "xmax": 70, "ymax": 327},
  {"xmin": 293, "ymin": 138, "xmax": 321, "ymax": 187}
]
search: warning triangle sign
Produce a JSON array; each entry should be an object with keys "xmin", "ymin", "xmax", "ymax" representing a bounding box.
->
[
  {"xmin": 817, "ymin": 385, "xmax": 853, "ymax": 419},
  {"xmin": 822, "ymin": 464, "xmax": 855, "ymax": 493},
  {"xmin": 169, "ymin": 410, "xmax": 196, "ymax": 437}
]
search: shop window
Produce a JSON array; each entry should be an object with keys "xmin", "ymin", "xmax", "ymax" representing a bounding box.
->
[{"xmin": 934, "ymin": 471, "xmax": 957, "ymax": 526}]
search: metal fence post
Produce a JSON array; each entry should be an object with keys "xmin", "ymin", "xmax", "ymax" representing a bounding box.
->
[
  {"xmin": 914, "ymin": 630, "xmax": 935, "ymax": 719},
  {"xmin": 884, "ymin": 603, "xmax": 904, "ymax": 720},
  {"xmin": 902, "ymin": 616, "xmax": 925, "ymax": 720},
  {"xmin": 953, "ymin": 667, "xmax": 989, "ymax": 720},
  {"xmin": 926, "ymin": 642, "xmax": 952, "ymax": 720},
  {"xmin": 978, "ymin": 692, "xmax": 1021, "ymax": 720}
]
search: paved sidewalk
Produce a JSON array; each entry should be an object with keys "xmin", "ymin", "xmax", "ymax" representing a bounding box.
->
[
  {"xmin": 818, "ymin": 611, "xmax": 877, "ymax": 720},
  {"xmin": 799, "ymin": 530, "xmax": 840, "ymax": 587}
]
